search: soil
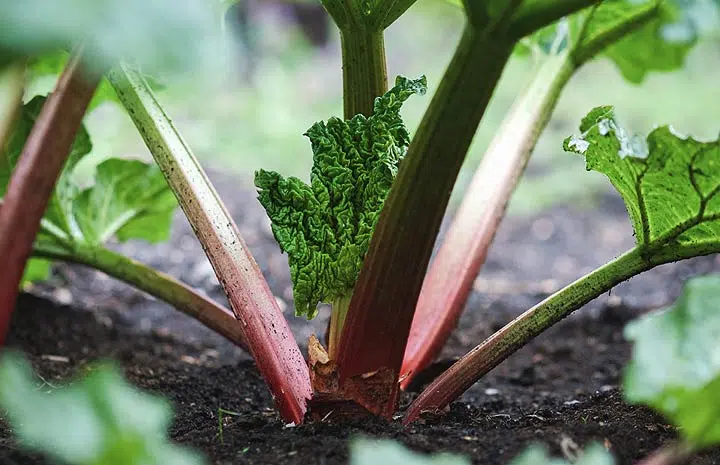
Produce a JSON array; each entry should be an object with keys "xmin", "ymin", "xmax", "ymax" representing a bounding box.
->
[{"xmin": 2, "ymin": 171, "xmax": 720, "ymax": 465}]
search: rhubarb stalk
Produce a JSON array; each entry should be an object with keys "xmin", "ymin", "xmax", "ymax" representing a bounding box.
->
[
  {"xmin": 0, "ymin": 62, "xmax": 26, "ymax": 149},
  {"xmin": 404, "ymin": 242, "xmax": 720, "ymax": 423},
  {"xmin": 32, "ymin": 242, "xmax": 248, "ymax": 351},
  {"xmin": 0, "ymin": 52, "xmax": 99, "ymax": 345},
  {"xmin": 336, "ymin": 25, "xmax": 517, "ymax": 417},
  {"xmin": 108, "ymin": 64, "xmax": 311, "ymax": 424},
  {"xmin": 400, "ymin": 0, "xmax": 662, "ymax": 388},
  {"xmin": 401, "ymin": 51, "xmax": 575, "ymax": 387}
]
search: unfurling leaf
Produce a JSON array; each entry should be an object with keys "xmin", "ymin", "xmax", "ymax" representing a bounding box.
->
[
  {"xmin": 0, "ymin": 96, "xmax": 178, "ymax": 282},
  {"xmin": 624, "ymin": 275, "xmax": 720, "ymax": 448},
  {"xmin": 0, "ymin": 352, "xmax": 205, "ymax": 465},
  {"xmin": 255, "ymin": 76, "xmax": 426, "ymax": 318},
  {"xmin": 564, "ymin": 106, "xmax": 720, "ymax": 254}
]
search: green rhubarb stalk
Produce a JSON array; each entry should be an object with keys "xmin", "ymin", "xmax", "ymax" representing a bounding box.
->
[
  {"xmin": 328, "ymin": 294, "xmax": 352, "ymax": 359},
  {"xmin": 32, "ymin": 242, "xmax": 248, "ymax": 351},
  {"xmin": 108, "ymin": 64, "xmax": 311, "ymax": 425},
  {"xmin": 0, "ymin": 62, "xmax": 25, "ymax": 150},
  {"xmin": 508, "ymin": 0, "xmax": 599, "ymax": 37},
  {"xmin": 339, "ymin": 29, "xmax": 387, "ymax": 118},
  {"xmin": 403, "ymin": 242, "xmax": 720, "ymax": 423}
]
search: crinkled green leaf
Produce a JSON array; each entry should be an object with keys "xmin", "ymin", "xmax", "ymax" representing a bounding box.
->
[
  {"xmin": 564, "ymin": 106, "xmax": 720, "ymax": 252},
  {"xmin": 0, "ymin": 0, "xmax": 224, "ymax": 74},
  {"xmin": 255, "ymin": 75, "xmax": 426, "ymax": 317},
  {"xmin": 349, "ymin": 438, "xmax": 469, "ymax": 465},
  {"xmin": 0, "ymin": 352, "xmax": 205, "ymax": 465},
  {"xmin": 624, "ymin": 275, "xmax": 720, "ymax": 448},
  {"xmin": 0, "ymin": 96, "xmax": 177, "ymax": 282},
  {"xmin": 509, "ymin": 444, "xmax": 614, "ymax": 465}
]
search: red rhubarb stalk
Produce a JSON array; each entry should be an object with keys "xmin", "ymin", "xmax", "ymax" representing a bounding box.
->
[
  {"xmin": 107, "ymin": 64, "xmax": 311, "ymax": 424},
  {"xmin": 400, "ymin": 51, "xmax": 575, "ymax": 388},
  {"xmin": 0, "ymin": 52, "xmax": 99, "ymax": 345}
]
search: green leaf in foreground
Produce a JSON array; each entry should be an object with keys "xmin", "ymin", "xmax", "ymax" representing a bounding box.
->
[
  {"xmin": 0, "ymin": 352, "xmax": 205, "ymax": 465},
  {"xmin": 624, "ymin": 275, "xmax": 720, "ymax": 448},
  {"xmin": 349, "ymin": 438, "xmax": 469, "ymax": 465},
  {"xmin": 0, "ymin": 96, "xmax": 177, "ymax": 282},
  {"xmin": 0, "ymin": 0, "xmax": 225, "ymax": 73},
  {"xmin": 509, "ymin": 444, "xmax": 614, "ymax": 465},
  {"xmin": 564, "ymin": 106, "xmax": 720, "ymax": 255},
  {"xmin": 255, "ymin": 75, "xmax": 426, "ymax": 318}
]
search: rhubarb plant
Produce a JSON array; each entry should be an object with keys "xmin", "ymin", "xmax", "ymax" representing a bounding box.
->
[{"xmin": 2, "ymin": 0, "xmax": 720, "ymax": 431}]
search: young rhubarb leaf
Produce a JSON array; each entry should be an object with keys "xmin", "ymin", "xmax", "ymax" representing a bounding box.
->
[
  {"xmin": 0, "ymin": 352, "xmax": 205, "ymax": 465},
  {"xmin": 0, "ymin": 96, "xmax": 177, "ymax": 282},
  {"xmin": 349, "ymin": 438, "xmax": 469, "ymax": 465},
  {"xmin": 624, "ymin": 275, "xmax": 720, "ymax": 448},
  {"xmin": 255, "ymin": 75, "xmax": 426, "ymax": 318},
  {"xmin": 564, "ymin": 106, "xmax": 720, "ymax": 255}
]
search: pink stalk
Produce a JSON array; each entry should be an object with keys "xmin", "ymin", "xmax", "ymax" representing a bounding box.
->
[
  {"xmin": 107, "ymin": 64, "xmax": 311, "ymax": 424},
  {"xmin": 0, "ymin": 52, "xmax": 99, "ymax": 345},
  {"xmin": 400, "ymin": 51, "xmax": 575, "ymax": 388}
]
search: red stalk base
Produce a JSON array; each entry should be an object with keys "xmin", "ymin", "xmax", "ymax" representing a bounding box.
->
[{"xmin": 0, "ymin": 53, "xmax": 99, "ymax": 345}]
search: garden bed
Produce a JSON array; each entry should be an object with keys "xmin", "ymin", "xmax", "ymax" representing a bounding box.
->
[{"xmin": 2, "ymin": 172, "xmax": 719, "ymax": 465}]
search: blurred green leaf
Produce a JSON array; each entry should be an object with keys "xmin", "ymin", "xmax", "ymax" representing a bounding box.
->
[
  {"xmin": 0, "ymin": 96, "xmax": 177, "ymax": 283},
  {"xmin": 509, "ymin": 444, "xmax": 614, "ymax": 465},
  {"xmin": 624, "ymin": 275, "xmax": 720, "ymax": 448},
  {"xmin": 0, "ymin": 352, "xmax": 205, "ymax": 465},
  {"xmin": 0, "ymin": 0, "xmax": 225, "ymax": 73},
  {"xmin": 517, "ymin": 0, "xmax": 714, "ymax": 83},
  {"xmin": 349, "ymin": 438, "xmax": 470, "ymax": 465},
  {"xmin": 28, "ymin": 51, "xmax": 167, "ymax": 110}
]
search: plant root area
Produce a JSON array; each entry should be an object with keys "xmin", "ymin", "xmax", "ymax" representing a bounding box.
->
[{"xmin": 2, "ymin": 174, "xmax": 720, "ymax": 465}]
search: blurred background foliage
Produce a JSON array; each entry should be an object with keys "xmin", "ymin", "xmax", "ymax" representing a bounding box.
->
[{"xmin": 24, "ymin": 0, "xmax": 720, "ymax": 215}]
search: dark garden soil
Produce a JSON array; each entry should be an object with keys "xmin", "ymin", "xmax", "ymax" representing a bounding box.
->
[{"xmin": 2, "ymin": 171, "xmax": 720, "ymax": 465}]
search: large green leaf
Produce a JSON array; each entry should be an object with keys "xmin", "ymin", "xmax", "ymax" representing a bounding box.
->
[
  {"xmin": 0, "ymin": 352, "xmax": 205, "ymax": 465},
  {"xmin": 0, "ymin": 0, "xmax": 224, "ymax": 73},
  {"xmin": 349, "ymin": 438, "xmax": 469, "ymax": 465},
  {"xmin": 0, "ymin": 96, "xmax": 177, "ymax": 282},
  {"xmin": 564, "ymin": 106, "xmax": 720, "ymax": 253},
  {"xmin": 255, "ymin": 75, "xmax": 426, "ymax": 318},
  {"xmin": 624, "ymin": 275, "xmax": 720, "ymax": 448}
]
